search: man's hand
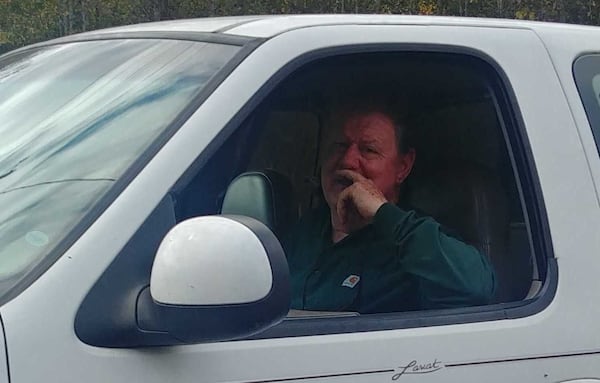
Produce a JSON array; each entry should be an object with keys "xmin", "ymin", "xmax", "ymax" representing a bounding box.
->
[{"xmin": 335, "ymin": 170, "xmax": 388, "ymax": 233}]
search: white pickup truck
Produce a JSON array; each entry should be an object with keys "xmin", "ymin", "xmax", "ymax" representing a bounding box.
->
[{"xmin": 0, "ymin": 14, "xmax": 599, "ymax": 383}]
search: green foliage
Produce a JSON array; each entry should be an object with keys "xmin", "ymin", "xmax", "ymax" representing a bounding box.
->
[{"xmin": 1, "ymin": 0, "xmax": 600, "ymax": 53}]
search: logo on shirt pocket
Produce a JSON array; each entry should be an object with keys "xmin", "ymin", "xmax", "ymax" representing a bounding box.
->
[{"xmin": 341, "ymin": 275, "xmax": 360, "ymax": 288}]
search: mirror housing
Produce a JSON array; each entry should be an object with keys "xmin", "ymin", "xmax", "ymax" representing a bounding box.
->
[{"xmin": 149, "ymin": 215, "xmax": 290, "ymax": 343}]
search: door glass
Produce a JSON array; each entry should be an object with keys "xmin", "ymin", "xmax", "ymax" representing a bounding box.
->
[{"xmin": 574, "ymin": 54, "xmax": 600, "ymax": 153}]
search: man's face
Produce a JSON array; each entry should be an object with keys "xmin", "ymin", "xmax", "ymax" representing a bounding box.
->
[{"xmin": 321, "ymin": 111, "xmax": 414, "ymax": 209}]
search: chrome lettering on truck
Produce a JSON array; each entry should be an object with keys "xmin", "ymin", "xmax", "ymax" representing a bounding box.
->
[{"xmin": 392, "ymin": 360, "xmax": 444, "ymax": 380}]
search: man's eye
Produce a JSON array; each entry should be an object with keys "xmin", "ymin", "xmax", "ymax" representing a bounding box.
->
[{"xmin": 364, "ymin": 146, "xmax": 379, "ymax": 154}]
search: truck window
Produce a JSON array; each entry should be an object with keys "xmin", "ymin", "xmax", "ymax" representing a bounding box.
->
[
  {"xmin": 0, "ymin": 39, "xmax": 241, "ymax": 303},
  {"xmin": 574, "ymin": 54, "xmax": 600, "ymax": 154},
  {"xmin": 175, "ymin": 50, "xmax": 541, "ymax": 334}
]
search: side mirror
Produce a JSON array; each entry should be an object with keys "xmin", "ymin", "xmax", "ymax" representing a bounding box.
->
[{"xmin": 149, "ymin": 215, "xmax": 290, "ymax": 343}]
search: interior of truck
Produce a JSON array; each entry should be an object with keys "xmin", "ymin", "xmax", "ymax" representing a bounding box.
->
[{"xmin": 175, "ymin": 51, "xmax": 538, "ymax": 307}]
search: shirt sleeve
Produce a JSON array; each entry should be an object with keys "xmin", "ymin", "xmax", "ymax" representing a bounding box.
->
[{"xmin": 372, "ymin": 203, "xmax": 496, "ymax": 309}]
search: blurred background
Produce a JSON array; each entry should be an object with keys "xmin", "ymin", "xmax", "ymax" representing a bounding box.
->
[{"xmin": 0, "ymin": 0, "xmax": 596, "ymax": 54}]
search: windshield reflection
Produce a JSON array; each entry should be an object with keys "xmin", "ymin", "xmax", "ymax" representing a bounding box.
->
[{"xmin": 0, "ymin": 39, "xmax": 239, "ymax": 294}]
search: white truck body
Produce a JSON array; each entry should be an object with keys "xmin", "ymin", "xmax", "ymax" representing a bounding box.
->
[{"xmin": 0, "ymin": 15, "xmax": 599, "ymax": 383}]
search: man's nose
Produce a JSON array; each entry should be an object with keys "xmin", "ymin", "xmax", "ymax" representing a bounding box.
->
[{"xmin": 339, "ymin": 144, "xmax": 360, "ymax": 169}]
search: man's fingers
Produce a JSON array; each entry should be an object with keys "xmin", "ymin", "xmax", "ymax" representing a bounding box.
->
[
  {"xmin": 336, "ymin": 169, "xmax": 368, "ymax": 184},
  {"xmin": 335, "ymin": 174, "xmax": 387, "ymax": 224},
  {"xmin": 336, "ymin": 186, "xmax": 353, "ymax": 224}
]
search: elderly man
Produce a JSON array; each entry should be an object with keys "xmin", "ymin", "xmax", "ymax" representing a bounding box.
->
[{"xmin": 283, "ymin": 101, "xmax": 495, "ymax": 314}]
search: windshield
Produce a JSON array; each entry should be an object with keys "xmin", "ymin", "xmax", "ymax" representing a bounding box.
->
[{"xmin": 0, "ymin": 39, "xmax": 240, "ymax": 296}]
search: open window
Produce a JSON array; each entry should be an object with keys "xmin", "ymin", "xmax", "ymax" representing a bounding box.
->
[{"xmin": 176, "ymin": 50, "xmax": 541, "ymax": 317}]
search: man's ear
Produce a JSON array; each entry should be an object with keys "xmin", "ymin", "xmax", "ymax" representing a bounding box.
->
[{"xmin": 396, "ymin": 148, "xmax": 416, "ymax": 184}]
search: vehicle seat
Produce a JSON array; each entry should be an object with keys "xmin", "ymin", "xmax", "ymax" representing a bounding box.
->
[
  {"xmin": 221, "ymin": 170, "xmax": 297, "ymax": 238},
  {"xmin": 405, "ymin": 164, "xmax": 531, "ymax": 303}
]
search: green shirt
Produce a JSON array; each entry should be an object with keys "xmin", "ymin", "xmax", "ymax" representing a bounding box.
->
[{"xmin": 283, "ymin": 203, "xmax": 495, "ymax": 314}]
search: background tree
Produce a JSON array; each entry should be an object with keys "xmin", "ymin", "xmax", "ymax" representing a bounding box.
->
[{"xmin": 1, "ymin": 0, "xmax": 600, "ymax": 54}]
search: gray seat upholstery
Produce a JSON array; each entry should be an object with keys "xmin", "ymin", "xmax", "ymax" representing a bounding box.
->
[
  {"xmin": 406, "ymin": 164, "xmax": 531, "ymax": 303},
  {"xmin": 221, "ymin": 170, "xmax": 297, "ymax": 237}
]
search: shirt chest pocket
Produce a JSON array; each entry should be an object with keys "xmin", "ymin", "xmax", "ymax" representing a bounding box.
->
[{"xmin": 303, "ymin": 256, "xmax": 362, "ymax": 311}]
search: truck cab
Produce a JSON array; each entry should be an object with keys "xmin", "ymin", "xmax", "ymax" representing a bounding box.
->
[{"xmin": 0, "ymin": 15, "xmax": 599, "ymax": 382}]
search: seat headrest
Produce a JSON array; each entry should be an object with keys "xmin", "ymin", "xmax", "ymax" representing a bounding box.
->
[
  {"xmin": 405, "ymin": 164, "xmax": 530, "ymax": 302},
  {"xmin": 406, "ymin": 165, "xmax": 509, "ymax": 258},
  {"xmin": 221, "ymin": 170, "xmax": 296, "ymax": 236}
]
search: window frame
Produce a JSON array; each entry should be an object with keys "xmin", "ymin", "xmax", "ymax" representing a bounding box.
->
[
  {"xmin": 75, "ymin": 41, "xmax": 557, "ymax": 347},
  {"xmin": 171, "ymin": 43, "xmax": 557, "ymax": 339}
]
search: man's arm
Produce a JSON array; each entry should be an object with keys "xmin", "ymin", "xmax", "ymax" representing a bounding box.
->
[
  {"xmin": 372, "ymin": 203, "xmax": 496, "ymax": 309},
  {"xmin": 334, "ymin": 169, "xmax": 495, "ymax": 309}
]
